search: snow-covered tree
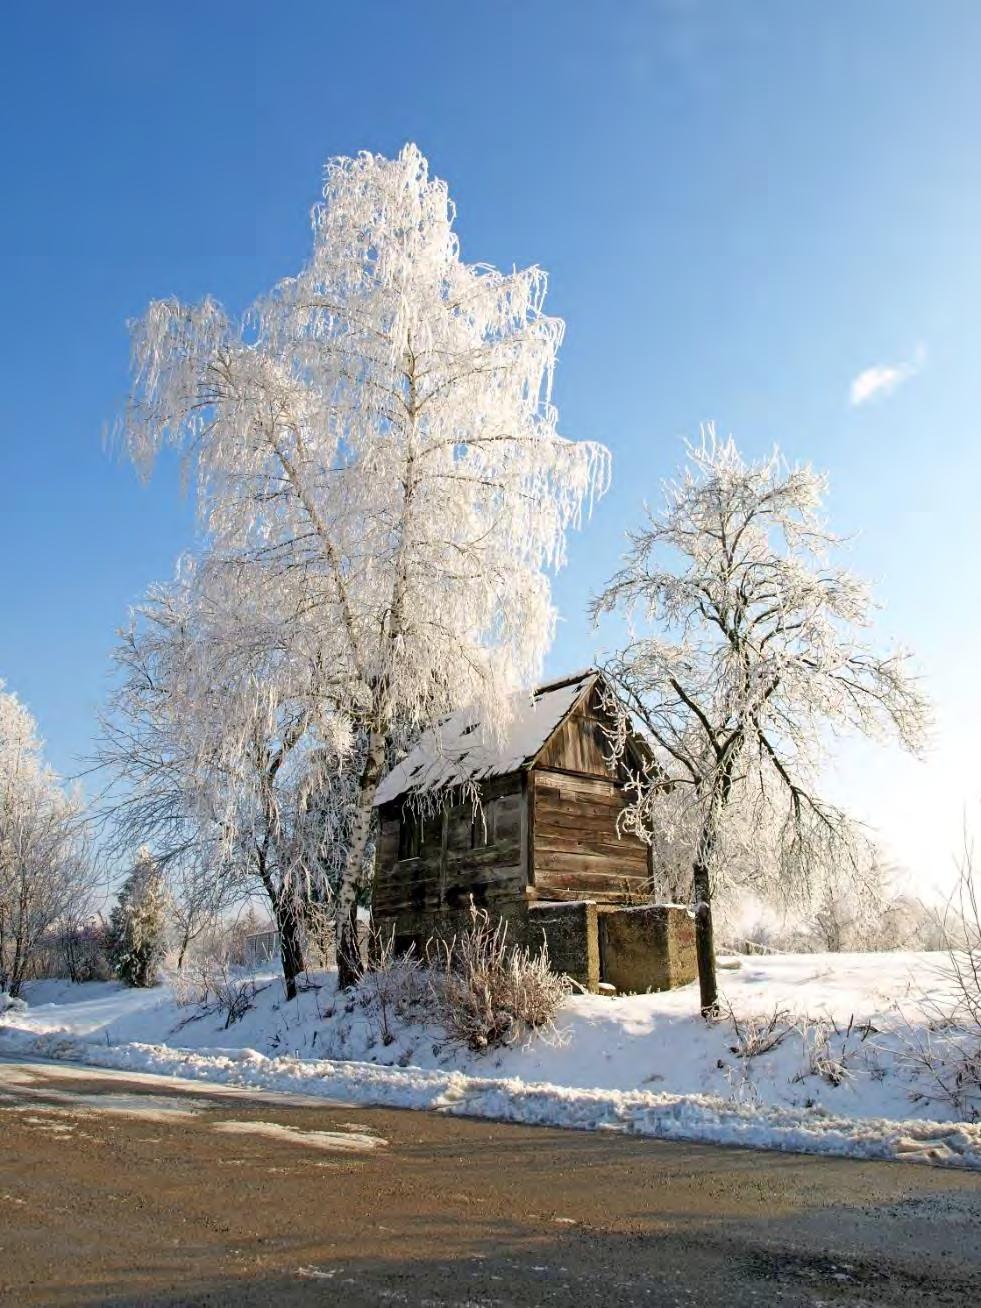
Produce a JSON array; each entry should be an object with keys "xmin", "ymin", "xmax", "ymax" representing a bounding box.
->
[
  {"xmin": 166, "ymin": 851, "xmax": 238, "ymax": 972},
  {"xmin": 593, "ymin": 429, "xmax": 928, "ymax": 1015},
  {"xmin": 100, "ymin": 563, "xmax": 374, "ymax": 996},
  {"xmin": 118, "ymin": 143, "xmax": 608, "ymax": 985},
  {"xmin": 0, "ymin": 680, "xmax": 94, "ymax": 997},
  {"xmin": 106, "ymin": 846, "xmax": 168, "ymax": 987}
]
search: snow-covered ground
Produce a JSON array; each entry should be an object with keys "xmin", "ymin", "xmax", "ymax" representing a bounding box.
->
[{"xmin": 3, "ymin": 951, "xmax": 981, "ymax": 1169}]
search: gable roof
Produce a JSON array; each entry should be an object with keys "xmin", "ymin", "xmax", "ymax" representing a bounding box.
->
[{"xmin": 373, "ymin": 670, "xmax": 598, "ymax": 807}]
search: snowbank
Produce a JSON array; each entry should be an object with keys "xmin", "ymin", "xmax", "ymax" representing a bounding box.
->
[{"xmin": 3, "ymin": 952, "xmax": 979, "ymax": 1169}]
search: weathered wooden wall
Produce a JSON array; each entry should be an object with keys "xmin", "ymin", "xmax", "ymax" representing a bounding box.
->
[
  {"xmin": 373, "ymin": 775, "xmax": 527, "ymax": 952},
  {"xmin": 529, "ymin": 770, "xmax": 651, "ymax": 902},
  {"xmin": 533, "ymin": 690, "xmax": 614, "ymax": 775},
  {"xmin": 529, "ymin": 685, "xmax": 652, "ymax": 904}
]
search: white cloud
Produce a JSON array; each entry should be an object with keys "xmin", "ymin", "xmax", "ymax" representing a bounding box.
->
[{"xmin": 849, "ymin": 345, "xmax": 925, "ymax": 407}]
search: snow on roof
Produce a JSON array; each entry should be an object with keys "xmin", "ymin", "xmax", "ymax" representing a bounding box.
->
[{"xmin": 373, "ymin": 670, "xmax": 596, "ymax": 807}]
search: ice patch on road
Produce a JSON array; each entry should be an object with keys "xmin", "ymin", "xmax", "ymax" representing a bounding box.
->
[
  {"xmin": 213, "ymin": 1120, "xmax": 385, "ymax": 1152},
  {"xmin": 0, "ymin": 1061, "xmax": 203, "ymax": 1119},
  {"xmin": 297, "ymin": 1266, "xmax": 339, "ymax": 1280}
]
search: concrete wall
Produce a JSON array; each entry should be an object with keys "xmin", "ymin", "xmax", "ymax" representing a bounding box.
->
[
  {"xmin": 527, "ymin": 900, "xmax": 599, "ymax": 991},
  {"xmin": 379, "ymin": 893, "xmax": 695, "ymax": 997},
  {"xmin": 597, "ymin": 904, "xmax": 697, "ymax": 993}
]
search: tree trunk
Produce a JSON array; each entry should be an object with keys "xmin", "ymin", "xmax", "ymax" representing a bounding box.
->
[
  {"xmin": 275, "ymin": 895, "xmax": 306, "ymax": 1001},
  {"xmin": 691, "ymin": 759, "xmax": 738, "ymax": 1020},
  {"xmin": 692, "ymin": 857, "xmax": 718, "ymax": 1017},
  {"xmin": 336, "ymin": 902, "xmax": 360, "ymax": 990},
  {"xmin": 335, "ymin": 730, "xmax": 387, "ymax": 990},
  {"xmin": 254, "ymin": 839, "xmax": 307, "ymax": 1001}
]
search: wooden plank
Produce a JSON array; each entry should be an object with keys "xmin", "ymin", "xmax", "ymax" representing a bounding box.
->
[
  {"xmin": 534, "ymin": 788, "xmax": 626, "ymax": 815},
  {"xmin": 535, "ymin": 804, "xmax": 627, "ymax": 830},
  {"xmin": 445, "ymin": 839, "xmax": 521, "ymax": 871},
  {"xmin": 537, "ymin": 866, "xmax": 650, "ymax": 888},
  {"xmin": 535, "ymin": 706, "xmax": 615, "ymax": 777},
  {"xmin": 534, "ymin": 810, "xmax": 643, "ymax": 837},
  {"xmin": 443, "ymin": 882, "xmax": 525, "ymax": 911},
  {"xmin": 535, "ymin": 811, "xmax": 648, "ymax": 855},
  {"xmin": 533, "ymin": 769, "xmax": 616, "ymax": 797},
  {"xmin": 535, "ymin": 822, "xmax": 647, "ymax": 849},
  {"xmin": 535, "ymin": 850, "xmax": 652, "ymax": 879},
  {"xmin": 536, "ymin": 837, "xmax": 649, "ymax": 867},
  {"xmin": 533, "ymin": 881, "xmax": 641, "ymax": 904},
  {"xmin": 537, "ymin": 876, "xmax": 651, "ymax": 896},
  {"xmin": 444, "ymin": 863, "xmax": 525, "ymax": 891},
  {"xmin": 372, "ymin": 874, "xmax": 442, "ymax": 904},
  {"xmin": 378, "ymin": 818, "xmax": 401, "ymax": 864}
]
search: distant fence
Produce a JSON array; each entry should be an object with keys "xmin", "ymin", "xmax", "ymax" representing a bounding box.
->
[{"xmin": 244, "ymin": 929, "xmax": 280, "ymax": 967}]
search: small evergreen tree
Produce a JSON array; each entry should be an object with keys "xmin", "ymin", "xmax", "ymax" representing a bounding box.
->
[{"xmin": 106, "ymin": 847, "xmax": 167, "ymax": 987}]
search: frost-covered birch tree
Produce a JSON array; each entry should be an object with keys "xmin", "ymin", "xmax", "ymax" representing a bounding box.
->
[
  {"xmin": 592, "ymin": 429, "xmax": 928, "ymax": 1015},
  {"xmin": 118, "ymin": 144, "xmax": 608, "ymax": 986}
]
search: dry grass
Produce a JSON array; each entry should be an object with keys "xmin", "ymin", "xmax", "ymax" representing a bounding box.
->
[
  {"xmin": 426, "ymin": 906, "xmax": 571, "ymax": 1051},
  {"xmin": 356, "ymin": 904, "xmax": 571, "ymax": 1053}
]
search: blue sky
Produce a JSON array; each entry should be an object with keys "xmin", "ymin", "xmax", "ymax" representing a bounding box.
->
[{"xmin": 2, "ymin": 2, "xmax": 979, "ymax": 891}]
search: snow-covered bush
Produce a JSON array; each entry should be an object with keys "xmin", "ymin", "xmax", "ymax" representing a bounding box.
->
[
  {"xmin": 106, "ymin": 848, "xmax": 168, "ymax": 988},
  {"xmin": 427, "ymin": 907, "xmax": 571, "ymax": 1051},
  {"xmin": 170, "ymin": 920, "xmax": 268, "ymax": 1027},
  {"xmin": 899, "ymin": 1020, "xmax": 981, "ymax": 1120},
  {"xmin": 353, "ymin": 907, "xmax": 571, "ymax": 1053}
]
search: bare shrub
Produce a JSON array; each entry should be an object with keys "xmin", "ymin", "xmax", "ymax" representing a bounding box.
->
[
  {"xmin": 356, "ymin": 930, "xmax": 428, "ymax": 1047},
  {"xmin": 172, "ymin": 936, "xmax": 264, "ymax": 1029},
  {"xmin": 899, "ymin": 1019, "xmax": 981, "ymax": 1120},
  {"xmin": 722, "ymin": 999, "xmax": 793, "ymax": 1059},
  {"xmin": 892, "ymin": 851, "xmax": 981, "ymax": 1119},
  {"xmin": 794, "ymin": 1014, "xmax": 878, "ymax": 1088},
  {"xmin": 941, "ymin": 849, "xmax": 981, "ymax": 1027},
  {"xmin": 340, "ymin": 907, "xmax": 572, "ymax": 1055},
  {"xmin": 427, "ymin": 906, "xmax": 571, "ymax": 1051},
  {"xmin": 721, "ymin": 1057, "xmax": 762, "ymax": 1106},
  {"xmin": 58, "ymin": 916, "xmax": 111, "ymax": 983}
]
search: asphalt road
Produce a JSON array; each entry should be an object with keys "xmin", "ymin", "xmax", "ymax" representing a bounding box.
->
[{"xmin": 2, "ymin": 1054, "xmax": 981, "ymax": 1307}]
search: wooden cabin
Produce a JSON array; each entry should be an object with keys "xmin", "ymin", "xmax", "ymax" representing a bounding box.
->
[{"xmin": 371, "ymin": 670, "xmax": 656, "ymax": 958}]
